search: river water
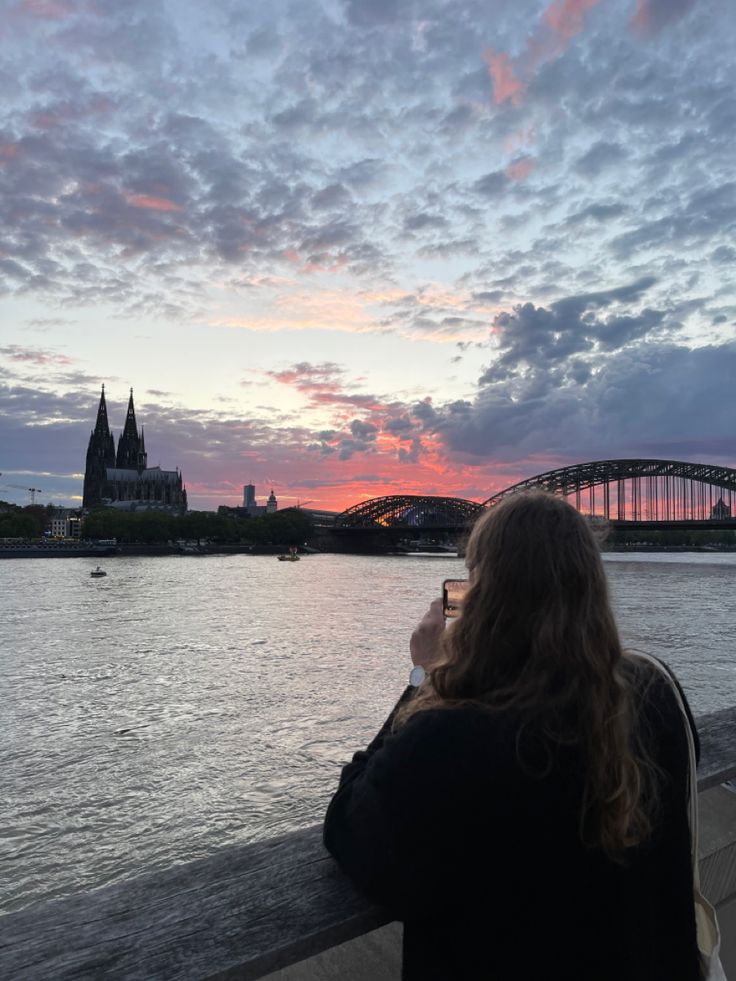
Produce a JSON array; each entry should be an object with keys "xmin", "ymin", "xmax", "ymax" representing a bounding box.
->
[{"xmin": 1, "ymin": 551, "xmax": 735, "ymax": 914}]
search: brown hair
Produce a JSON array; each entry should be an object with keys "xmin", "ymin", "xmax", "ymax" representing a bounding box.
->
[{"xmin": 396, "ymin": 491, "xmax": 657, "ymax": 854}]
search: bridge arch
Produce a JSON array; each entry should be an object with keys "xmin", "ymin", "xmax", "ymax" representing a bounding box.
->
[
  {"xmin": 336, "ymin": 495, "xmax": 483, "ymax": 529},
  {"xmin": 483, "ymin": 459, "xmax": 736, "ymax": 522}
]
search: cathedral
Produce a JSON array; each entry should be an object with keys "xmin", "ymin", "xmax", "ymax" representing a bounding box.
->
[{"xmin": 82, "ymin": 386, "xmax": 187, "ymax": 512}]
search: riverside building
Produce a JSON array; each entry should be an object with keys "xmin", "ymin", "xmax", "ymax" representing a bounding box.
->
[{"xmin": 82, "ymin": 386, "xmax": 187, "ymax": 512}]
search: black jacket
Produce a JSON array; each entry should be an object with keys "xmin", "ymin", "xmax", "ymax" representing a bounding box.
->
[{"xmin": 324, "ymin": 663, "xmax": 700, "ymax": 981}]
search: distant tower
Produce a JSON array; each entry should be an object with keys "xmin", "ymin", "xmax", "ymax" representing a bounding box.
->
[
  {"xmin": 243, "ymin": 483, "xmax": 256, "ymax": 508},
  {"xmin": 712, "ymin": 498, "xmax": 731, "ymax": 520},
  {"xmin": 82, "ymin": 385, "xmax": 116, "ymax": 507},
  {"xmin": 266, "ymin": 488, "xmax": 277, "ymax": 513},
  {"xmin": 116, "ymin": 388, "xmax": 146, "ymax": 471}
]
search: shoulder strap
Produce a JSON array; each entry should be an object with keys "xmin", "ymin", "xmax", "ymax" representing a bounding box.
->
[{"xmin": 628, "ymin": 652, "xmax": 700, "ymax": 886}]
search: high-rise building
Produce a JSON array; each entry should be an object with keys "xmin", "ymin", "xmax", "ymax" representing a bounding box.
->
[
  {"xmin": 82, "ymin": 386, "xmax": 187, "ymax": 512},
  {"xmin": 243, "ymin": 483, "xmax": 256, "ymax": 508}
]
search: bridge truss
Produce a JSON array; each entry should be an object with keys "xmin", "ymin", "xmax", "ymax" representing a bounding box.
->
[
  {"xmin": 483, "ymin": 459, "xmax": 736, "ymax": 522},
  {"xmin": 336, "ymin": 495, "xmax": 483, "ymax": 529}
]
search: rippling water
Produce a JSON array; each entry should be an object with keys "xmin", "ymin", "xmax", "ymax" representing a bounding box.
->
[{"xmin": 2, "ymin": 551, "xmax": 735, "ymax": 914}]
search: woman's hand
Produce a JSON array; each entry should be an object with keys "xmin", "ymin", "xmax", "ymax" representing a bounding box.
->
[{"xmin": 410, "ymin": 598, "xmax": 445, "ymax": 670}]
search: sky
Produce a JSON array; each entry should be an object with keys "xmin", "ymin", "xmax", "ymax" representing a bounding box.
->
[{"xmin": 1, "ymin": 0, "xmax": 734, "ymax": 512}]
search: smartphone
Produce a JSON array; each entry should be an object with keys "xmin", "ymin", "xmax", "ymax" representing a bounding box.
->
[{"xmin": 443, "ymin": 578, "xmax": 469, "ymax": 619}]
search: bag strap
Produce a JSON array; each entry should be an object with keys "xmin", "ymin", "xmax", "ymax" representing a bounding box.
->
[{"xmin": 630, "ymin": 652, "xmax": 700, "ymax": 886}]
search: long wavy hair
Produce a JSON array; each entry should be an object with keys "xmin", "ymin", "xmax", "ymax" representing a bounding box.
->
[{"xmin": 396, "ymin": 490, "xmax": 658, "ymax": 854}]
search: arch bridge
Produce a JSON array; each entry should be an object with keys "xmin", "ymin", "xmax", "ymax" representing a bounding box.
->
[
  {"xmin": 336, "ymin": 495, "xmax": 483, "ymax": 530},
  {"xmin": 334, "ymin": 460, "xmax": 736, "ymax": 535},
  {"xmin": 483, "ymin": 459, "xmax": 736, "ymax": 525}
]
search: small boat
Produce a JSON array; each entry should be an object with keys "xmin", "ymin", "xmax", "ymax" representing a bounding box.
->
[
  {"xmin": 277, "ymin": 546, "xmax": 300, "ymax": 561},
  {"xmin": 90, "ymin": 566, "xmax": 107, "ymax": 577}
]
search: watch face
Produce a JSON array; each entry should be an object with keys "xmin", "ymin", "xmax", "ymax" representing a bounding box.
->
[{"xmin": 409, "ymin": 666, "xmax": 426, "ymax": 687}]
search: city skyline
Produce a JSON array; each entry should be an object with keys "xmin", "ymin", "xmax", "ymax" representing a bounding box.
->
[{"xmin": 1, "ymin": 0, "xmax": 734, "ymax": 511}]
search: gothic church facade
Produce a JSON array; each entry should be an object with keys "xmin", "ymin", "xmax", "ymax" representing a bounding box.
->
[{"xmin": 83, "ymin": 386, "xmax": 187, "ymax": 512}]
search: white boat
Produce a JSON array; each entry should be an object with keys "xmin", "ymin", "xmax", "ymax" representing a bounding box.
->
[{"xmin": 90, "ymin": 566, "xmax": 107, "ymax": 577}]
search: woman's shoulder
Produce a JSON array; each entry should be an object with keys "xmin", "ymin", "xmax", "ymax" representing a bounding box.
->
[
  {"xmin": 621, "ymin": 651, "xmax": 698, "ymax": 762},
  {"xmin": 622, "ymin": 652, "xmax": 688, "ymax": 713}
]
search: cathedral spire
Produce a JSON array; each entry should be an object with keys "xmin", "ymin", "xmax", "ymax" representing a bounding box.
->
[
  {"xmin": 83, "ymin": 383, "xmax": 115, "ymax": 506},
  {"xmin": 93, "ymin": 384, "xmax": 112, "ymax": 438},
  {"xmin": 116, "ymin": 387, "xmax": 143, "ymax": 470}
]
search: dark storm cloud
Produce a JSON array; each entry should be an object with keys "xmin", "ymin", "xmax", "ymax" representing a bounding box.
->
[
  {"xmin": 438, "ymin": 340, "xmax": 736, "ymax": 464},
  {"xmin": 480, "ymin": 277, "xmax": 662, "ymax": 383}
]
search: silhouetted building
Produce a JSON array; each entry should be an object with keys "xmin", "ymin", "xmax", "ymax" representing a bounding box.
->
[
  {"xmin": 711, "ymin": 498, "xmax": 731, "ymax": 520},
  {"xmin": 243, "ymin": 483, "xmax": 256, "ymax": 508},
  {"xmin": 83, "ymin": 386, "xmax": 187, "ymax": 512},
  {"xmin": 266, "ymin": 488, "xmax": 278, "ymax": 513}
]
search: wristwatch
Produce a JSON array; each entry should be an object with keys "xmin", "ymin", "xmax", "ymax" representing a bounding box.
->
[{"xmin": 409, "ymin": 665, "xmax": 427, "ymax": 687}]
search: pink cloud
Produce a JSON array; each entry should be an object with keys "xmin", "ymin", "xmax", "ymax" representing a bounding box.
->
[
  {"xmin": 125, "ymin": 194, "xmax": 182, "ymax": 212},
  {"xmin": 542, "ymin": 0, "xmax": 600, "ymax": 42},
  {"xmin": 0, "ymin": 143, "xmax": 19, "ymax": 162},
  {"xmin": 484, "ymin": 0, "xmax": 601, "ymax": 107},
  {"xmin": 505, "ymin": 156, "xmax": 536, "ymax": 181},
  {"xmin": 268, "ymin": 362, "xmax": 384, "ymax": 413},
  {"xmin": 483, "ymin": 50, "xmax": 526, "ymax": 106}
]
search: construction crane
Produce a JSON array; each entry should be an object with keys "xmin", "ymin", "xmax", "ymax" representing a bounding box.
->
[{"xmin": 0, "ymin": 474, "xmax": 44, "ymax": 504}]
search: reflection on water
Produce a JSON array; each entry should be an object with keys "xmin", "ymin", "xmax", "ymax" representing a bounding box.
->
[{"xmin": 1, "ymin": 551, "xmax": 735, "ymax": 913}]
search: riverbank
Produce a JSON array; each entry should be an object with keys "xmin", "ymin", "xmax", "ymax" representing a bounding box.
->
[
  {"xmin": 4, "ymin": 540, "xmax": 736, "ymax": 558},
  {"xmin": 603, "ymin": 543, "xmax": 736, "ymax": 553},
  {"xmin": 0, "ymin": 540, "xmax": 321, "ymax": 559}
]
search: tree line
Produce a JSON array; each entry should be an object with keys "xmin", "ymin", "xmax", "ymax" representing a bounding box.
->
[
  {"xmin": 0, "ymin": 501, "xmax": 313, "ymax": 545},
  {"xmin": 82, "ymin": 507, "xmax": 313, "ymax": 545}
]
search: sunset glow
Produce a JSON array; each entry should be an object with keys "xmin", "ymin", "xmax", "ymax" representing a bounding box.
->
[{"xmin": 0, "ymin": 0, "xmax": 733, "ymax": 514}]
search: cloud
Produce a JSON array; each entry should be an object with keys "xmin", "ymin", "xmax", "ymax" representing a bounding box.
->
[
  {"xmin": 342, "ymin": 0, "xmax": 402, "ymax": 28},
  {"xmin": 1, "ymin": 0, "xmax": 734, "ymax": 513},
  {"xmin": 125, "ymin": 194, "xmax": 183, "ymax": 212},
  {"xmin": 543, "ymin": 0, "xmax": 601, "ymax": 42},
  {"xmin": 629, "ymin": 0, "xmax": 698, "ymax": 37},
  {"xmin": 0, "ymin": 345, "xmax": 75, "ymax": 366},
  {"xmin": 350, "ymin": 418, "xmax": 378, "ymax": 439},
  {"xmin": 439, "ymin": 339, "xmax": 736, "ymax": 464},
  {"xmin": 483, "ymin": 0, "xmax": 602, "ymax": 107},
  {"xmin": 483, "ymin": 50, "xmax": 526, "ymax": 107},
  {"xmin": 16, "ymin": 0, "xmax": 76, "ymax": 20},
  {"xmin": 479, "ymin": 276, "xmax": 661, "ymax": 385},
  {"xmin": 472, "ymin": 170, "xmax": 510, "ymax": 198},
  {"xmin": 574, "ymin": 141, "xmax": 628, "ymax": 178},
  {"xmin": 505, "ymin": 157, "xmax": 535, "ymax": 181}
]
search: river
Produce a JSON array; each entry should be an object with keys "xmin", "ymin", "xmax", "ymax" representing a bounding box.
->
[{"xmin": 1, "ymin": 551, "xmax": 735, "ymax": 914}]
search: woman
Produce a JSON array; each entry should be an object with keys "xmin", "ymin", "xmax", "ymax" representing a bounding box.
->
[{"xmin": 324, "ymin": 491, "xmax": 701, "ymax": 981}]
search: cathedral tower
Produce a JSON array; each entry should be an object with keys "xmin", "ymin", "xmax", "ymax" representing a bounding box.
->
[
  {"xmin": 82, "ymin": 385, "xmax": 116, "ymax": 507},
  {"xmin": 115, "ymin": 389, "xmax": 147, "ymax": 470}
]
